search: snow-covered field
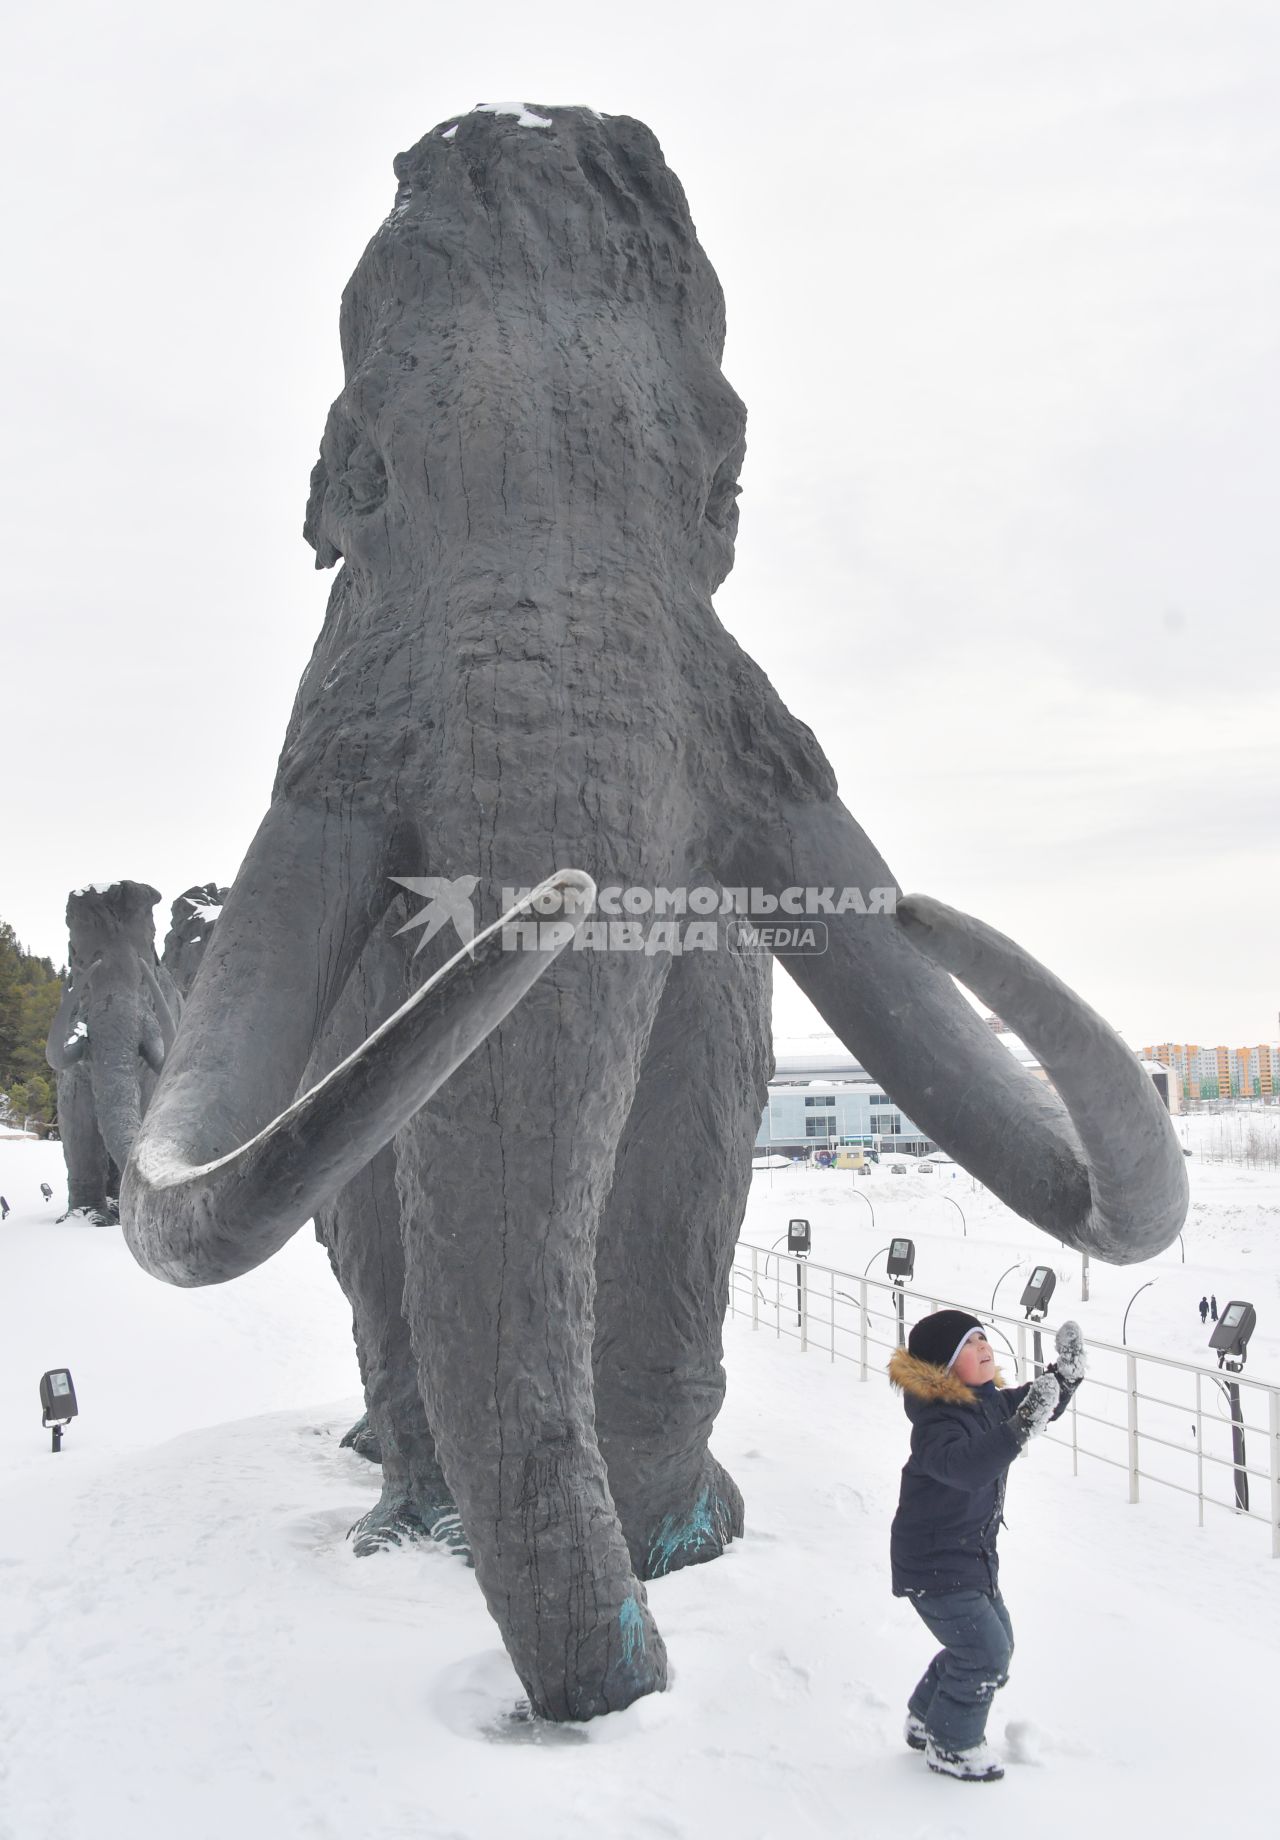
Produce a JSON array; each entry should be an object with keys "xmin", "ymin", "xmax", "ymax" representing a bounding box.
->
[{"xmin": 2, "ymin": 1131, "xmax": 1276, "ymax": 1839}]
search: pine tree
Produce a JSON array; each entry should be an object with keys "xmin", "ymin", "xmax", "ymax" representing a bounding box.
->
[{"xmin": 0, "ymin": 919, "xmax": 63, "ymax": 1127}]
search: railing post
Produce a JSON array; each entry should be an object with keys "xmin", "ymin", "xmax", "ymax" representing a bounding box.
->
[
  {"xmin": 859, "ymin": 1277, "xmax": 869, "ymax": 1381},
  {"xmin": 1016, "ymin": 1321, "xmax": 1027, "ymax": 1382},
  {"xmin": 799, "ymin": 1261, "xmax": 809, "ymax": 1354},
  {"xmin": 1071, "ymin": 1389, "xmax": 1078, "ymax": 1477},
  {"xmin": 775, "ymin": 1256, "xmax": 781, "ymax": 1339},
  {"xmin": 751, "ymin": 1247, "xmax": 759, "ymax": 1332},
  {"xmin": 1195, "ymin": 1370, "xmax": 1204, "ymax": 1529},
  {"xmin": 1270, "ymin": 1385, "xmax": 1280, "ymax": 1560},
  {"xmin": 830, "ymin": 1269, "xmax": 836, "ymax": 1363},
  {"xmin": 1127, "ymin": 1352, "xmax": 1140, "ymax": 1504}
]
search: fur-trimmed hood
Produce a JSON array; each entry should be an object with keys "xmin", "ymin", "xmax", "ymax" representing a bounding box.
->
[{"xmin": 888, "ymin": 1346, "xmax": 1007, "ymax": 1405}]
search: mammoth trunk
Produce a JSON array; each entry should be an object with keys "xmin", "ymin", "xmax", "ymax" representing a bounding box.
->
[{"xmin": 87, "ymin": 991, "xmax": 151, "ymax": 1175}]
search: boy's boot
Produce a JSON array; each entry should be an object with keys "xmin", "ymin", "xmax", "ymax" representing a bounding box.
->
[
  {"xmin": 925, "ymin": 1738, "xmax": 1005, "ymax": 1783},
  {"xmin": 904, "ymin": 1714, "xmax": 928, "ymax": 1751}
]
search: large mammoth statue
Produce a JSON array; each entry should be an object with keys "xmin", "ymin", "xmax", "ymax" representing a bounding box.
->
[{"xmin": 120, "ymin": 106, "xmax": 1187, "ymax": 1724}]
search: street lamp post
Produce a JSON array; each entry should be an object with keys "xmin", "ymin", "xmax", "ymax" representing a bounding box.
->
[
  {"xmin": 991, "ymin": 1263, "xmax": 1021, "ymax": 1313},
  {"xmin": 939, "ymin": 1195, "xmax": 966, "ymax": 1237},
  {"xmin": 848, "ymin": 1188, "xmax": 876, "ymax": 1232},
  {"xmin": 1122, "ymin": 1279, "xmax": 1156, "ymax": 1346}
]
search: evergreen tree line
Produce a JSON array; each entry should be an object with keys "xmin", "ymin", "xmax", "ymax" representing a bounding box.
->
[{"xmin": 0, "ymin": 919, "xmax": 64, "ymax": 1128}]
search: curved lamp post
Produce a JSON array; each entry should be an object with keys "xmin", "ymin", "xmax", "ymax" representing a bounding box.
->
[
  {"xmin": 848, "ymin": 1187, "xmax": 876, "ymax": 1232},
  {"xmin": 991, "ymin": 1263, "xmax": 1021, "ymax": 1313},
  {"xmin": 864, "ymin": 1244, "xmax": 892, "ymax": 1277},
  {"xmin": 939, "ymin": 1195, "xmax": 967, "ymax": 1237},
  {"xmin": 762, "ymin": 1232, "xmax": 788, "ymax": 1283},
  {"xmin": 1122, "ymin": 1279, "xmax": 1157, "ymax": 1346}
]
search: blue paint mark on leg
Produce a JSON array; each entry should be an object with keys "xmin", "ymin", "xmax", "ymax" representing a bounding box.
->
[
  {"xmin": 619, "ymin": 1593, "xmax": 646, "ymax": 1666},
  {"xmin": 646, "ymin": 1487, "xmax": 729, "ymax": 1577}
]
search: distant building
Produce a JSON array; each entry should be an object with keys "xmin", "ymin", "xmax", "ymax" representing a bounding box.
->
[
  {"xmin": 1142, "ymin": 1043, "xmax": 1277, "ymax": 1103},
  {"xmin": 756, "ymin": 1043, "xmax": 934, "ymax": 1156},
  {"xmin": 754, "ymin": 1026, "xmax": 1181, "ymax": 1155}
]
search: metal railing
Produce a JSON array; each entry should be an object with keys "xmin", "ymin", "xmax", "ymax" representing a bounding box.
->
[{"xmin": 729, "ymin": 1241, "xmax": 1280, "ymax": 1557}]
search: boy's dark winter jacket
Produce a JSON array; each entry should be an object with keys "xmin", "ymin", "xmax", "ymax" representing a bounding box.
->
[{"xmin": 888, "ymin": 1348, "xmax": 1074, "ymax": 1597}]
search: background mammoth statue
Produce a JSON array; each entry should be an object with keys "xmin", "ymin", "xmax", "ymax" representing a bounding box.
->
[
  {"xmin": 161, "ymin": 884, "xmax": 230, "ymax": 998},
  {"xmin": 119, "ymin": 106, "xmax": 1188, "ymax": 1724},
  {"xmin": 45, "ymin": 882, "xmax": 181, "ymax": 1223},
  {"xmin": 44, "ymin": 881, "xmax": 227, "ymax": 1221}
]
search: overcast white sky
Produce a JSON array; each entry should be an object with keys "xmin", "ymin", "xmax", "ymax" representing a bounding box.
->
[{"xmin": 2, "ymin": 1, "xmax": 1276, "ymax": 1046}]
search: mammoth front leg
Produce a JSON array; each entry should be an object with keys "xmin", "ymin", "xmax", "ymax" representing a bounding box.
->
[
  {"xmin": 55, "ymin": 1063, "xmax": 113, "ymax": 1220},
  {"xmin": 593, "ymin": 940, "xmax": 773, "ymax": 1578},
  {"xmin": 396, "ymin": 950, "xmax": 671, "ymax": 1722}
]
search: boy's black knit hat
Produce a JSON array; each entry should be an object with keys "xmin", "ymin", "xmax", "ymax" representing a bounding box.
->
[{"xmin": 907, "ymin": 1309, "xmax": 985, "ymax": 1370}]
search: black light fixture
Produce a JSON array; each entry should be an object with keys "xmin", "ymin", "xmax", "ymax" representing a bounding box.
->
[
  {"xmin": 886, "ymin": 1238, "xmax": 915, "ymax": 1281},
  {"xmin": 886, "ymin": 1237, "xmax": 915, "ymax": 1349},
  {"xmin": 1019, "ymin": 1266, "xmax": 1057, "ymax": 1373},
  {"xmin": 787, "ymin": 1218, "xmax": 811, "ymax": 1325},
  {"xmin": 1019, "ymin": 1266, "xmax": 1056, "ymax": 1318},
  {"xmin": 40, "ymin": 1368, "xmax": 78, "ymax": 1453},
  {"xmin": 1209, "ymin": 1302, "xmax": 1256, "ymax": 1512},
  {"xmin": 1209, "ymin": 1301, "xmax": 1255, "ymax": 1371}
]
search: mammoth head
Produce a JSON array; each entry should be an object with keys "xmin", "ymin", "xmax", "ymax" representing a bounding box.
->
[
  {"xmin": 65, "ymin": 881, "xmax": 163, "ymax": 975},
  {"xmin": 161, "ymin": 883, "xmax": 229, "ymax": 998},
  {"xmin": 303, "ymin": 104, "xmax": 746, "ymax": 596}
]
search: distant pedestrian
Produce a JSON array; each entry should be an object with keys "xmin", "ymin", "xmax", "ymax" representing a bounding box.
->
[
  {"xmin": 1198, "ymin": 1296, "xmax": 1209, "ymax": 1324},
  {"xmin": 0, "ymin": 1195, "xmax": 9, "ymax": 1220},
  {"xmin": 40, "ymin": 1182, "xmax": 52, "ymax": 1202},
  {"xmin": 1210, "ymin": 1295, "xmax": 1218, "ymax": 1323}
]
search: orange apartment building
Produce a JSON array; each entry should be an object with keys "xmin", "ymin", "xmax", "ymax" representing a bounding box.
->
[{"xmin": 1142, "ymin": 1042, "xmax": 1277, "ymax": 1102}]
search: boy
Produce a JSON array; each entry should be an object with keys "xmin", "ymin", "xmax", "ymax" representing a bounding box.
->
[{"xmin": 888, "ymin": 1307, "xmax": 1086, "ymax": 1782}]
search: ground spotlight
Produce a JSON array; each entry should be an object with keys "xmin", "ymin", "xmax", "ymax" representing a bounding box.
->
[{"xmin": 40, "ymin": 1368, "xmax": 78, "ymax": 1453}]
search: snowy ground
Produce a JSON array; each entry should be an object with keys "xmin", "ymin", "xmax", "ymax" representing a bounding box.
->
[{"xmin": 1, "ymin": 1131, "xmax": 1276, "ymax": 1838}]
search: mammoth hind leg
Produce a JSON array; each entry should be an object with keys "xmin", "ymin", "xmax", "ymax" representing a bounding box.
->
[
  {"xmin": 594, "ymin": 939, "xmax": 773, "ymax": 1578},
  {"xmin": 318, "ymin": 1144, "xmax": 468, "ymax": 1559},
  {"xmin": 309, "ymin": 918, "xmax": 466, "ymax": 1558}
]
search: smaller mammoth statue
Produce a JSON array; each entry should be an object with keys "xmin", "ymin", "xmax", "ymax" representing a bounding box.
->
[
  {"xmin": 45, "ymin": 881, "xmax": 220, "ymax": 1223},
  {"xmin": 162, "ymin": 884, "xmax": 230, "ymax": 998}
]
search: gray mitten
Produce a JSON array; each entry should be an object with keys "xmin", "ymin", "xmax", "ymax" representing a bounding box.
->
[
  {"xmin": 1013, "ymin": 1371, "xmax": 1060, "ymax": 1443},
  {"xmin": 1053, "ymin": 1319, "xmax": 1087, "ymax": 1385}
]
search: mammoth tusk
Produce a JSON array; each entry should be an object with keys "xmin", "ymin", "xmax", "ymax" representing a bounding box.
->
[
  {"xmin": 894, "ymin": 894, "xmax": 1188, "ymax": 1262},
  {"xmin": 122, "ymin": 870, "xmax": 596, "ymax": 1287},
  {"xmin": 738, "ymin": 795, "xmax": 1187, "ymax": 1264},
  {"xmin": 45, "ymin": 985, "xmax": 86, "ymax": 1072}
]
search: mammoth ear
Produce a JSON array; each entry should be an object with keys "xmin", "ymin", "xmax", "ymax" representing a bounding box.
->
[{"xmin": 303, "ymin": 453, "xmax": 342, "ymax": 569}]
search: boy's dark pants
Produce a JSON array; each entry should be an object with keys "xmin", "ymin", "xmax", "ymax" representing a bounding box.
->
[{"xmin": 906, "ymin": 1587, "xmax": 1014, "ymax": 1751}]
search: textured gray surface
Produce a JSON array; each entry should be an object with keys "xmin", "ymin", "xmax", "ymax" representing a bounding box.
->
[
  {"xmin": 161, "ymin": 884, "xmax": 229, "ymax": 998},
  {"xmin": 46, "ymin": 882, "xmax": 180, "ymax": 1219},
  {"xmin": 119, "ymin": 104, "xmax": 1187, "ymax": 1723}
]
